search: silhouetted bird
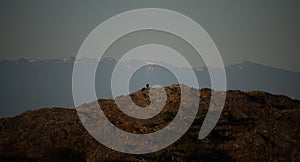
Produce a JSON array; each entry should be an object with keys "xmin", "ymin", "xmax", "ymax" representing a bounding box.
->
[{"xmin": 146, "ymin": 84, "xmax": 149, "ymax": 88}]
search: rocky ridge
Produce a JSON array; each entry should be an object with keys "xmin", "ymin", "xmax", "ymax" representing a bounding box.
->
[{"xmin": 0, "ymin": 84, "xmax": 299, "ymax": 161}]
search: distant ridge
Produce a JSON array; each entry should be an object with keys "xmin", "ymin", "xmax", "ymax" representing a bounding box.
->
[{"xmin": 0, "ymin": 58, "xmax": 299, "ymax": 117}]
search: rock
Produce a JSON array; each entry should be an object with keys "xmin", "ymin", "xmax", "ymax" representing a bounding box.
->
[{"xmin": 0, "ymin": 84, "xmax": 299, "ymax": 161}]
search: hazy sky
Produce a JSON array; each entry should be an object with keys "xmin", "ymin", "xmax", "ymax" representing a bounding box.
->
[{"xmin": 0, "ymin": 0, "xmax": 299, "ymax": 71}]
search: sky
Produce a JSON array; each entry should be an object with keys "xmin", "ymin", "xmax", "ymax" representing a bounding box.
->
[{"xmin": 0, "ymin": 0, "xmax": 299, "ymax": 71}]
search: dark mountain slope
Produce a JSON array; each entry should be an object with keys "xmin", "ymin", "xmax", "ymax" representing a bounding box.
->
[{"xmin": 0, "ymin": 85, "xmax": 299, "ymax": 161}]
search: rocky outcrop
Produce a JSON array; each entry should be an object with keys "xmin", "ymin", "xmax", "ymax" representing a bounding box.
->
[{"xmin": 0, "ymin": 84, "xmax": 299, "ymax": 161}]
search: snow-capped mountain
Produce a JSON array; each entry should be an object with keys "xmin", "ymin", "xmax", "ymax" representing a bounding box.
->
[{"xmin": 0, "ymin": 57, "xmax": 299, "ymax": 117}]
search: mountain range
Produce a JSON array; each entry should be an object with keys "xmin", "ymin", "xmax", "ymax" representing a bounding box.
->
[{"xmin": 0, "ymin": 57, "xmax": 299, "ymax": 117}]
